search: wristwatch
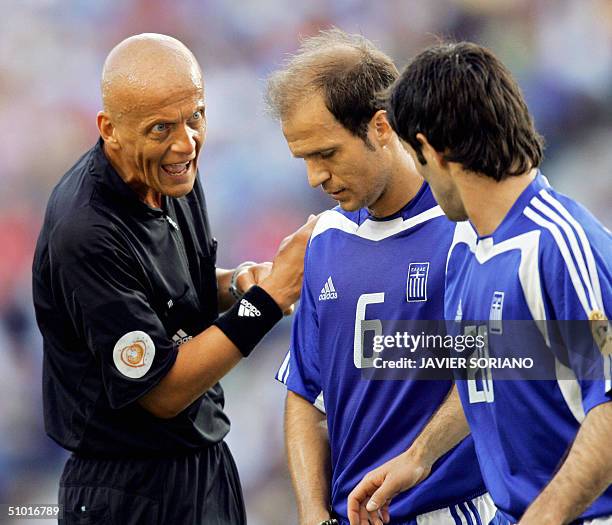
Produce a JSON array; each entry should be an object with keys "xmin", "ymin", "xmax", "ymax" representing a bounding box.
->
[{"xmin": 229, "ymin": 261, "xmax": 257, "ymax": 300}]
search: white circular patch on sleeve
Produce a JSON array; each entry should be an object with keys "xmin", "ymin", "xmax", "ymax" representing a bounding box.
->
[{"xmin": 113, "ymin": 331, "xmax": 155, "ymax": 379}]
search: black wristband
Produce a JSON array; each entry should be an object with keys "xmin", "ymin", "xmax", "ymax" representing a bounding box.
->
[{"xmin": 214, "ymin": 285, "xmax": 283, "ymax": 357}]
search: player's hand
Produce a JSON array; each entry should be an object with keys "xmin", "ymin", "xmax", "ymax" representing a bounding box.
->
[
  {"xmin": 260, "ymin": 214, "xmax": 320, "ymax": 312},
  {"xmin": 237, "ymin": 262, "xmax": 294, "ymax": 315},
  {"xmin": 347, "ymin": 451, "xmax": 432, "ymax": 525}
]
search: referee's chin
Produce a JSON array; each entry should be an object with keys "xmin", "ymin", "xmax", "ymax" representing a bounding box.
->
[{"xmin": 158, "ymin": 171, "xmax": 198, "ymax": 199}]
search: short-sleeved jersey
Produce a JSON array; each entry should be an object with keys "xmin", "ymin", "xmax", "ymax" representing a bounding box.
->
[
  {"xmin": 33, "ymin": 139, "xmax": 229, "ymax": 457},
  {"xmin": 277, "ymin": 183, "xmax": 486, "ymax": 521},
  {"xmin": 445, "ymin": 173, "xmax": 612, "ymax": 522}
]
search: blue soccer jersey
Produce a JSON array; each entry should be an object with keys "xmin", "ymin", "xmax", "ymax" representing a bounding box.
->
[
  {"xmin": 277, "ymin": 183, "xmax": 486, "ymax": 522},
  {"xmin": 445, "ymin": 172, "xmax": 612, "ymax": 522}
]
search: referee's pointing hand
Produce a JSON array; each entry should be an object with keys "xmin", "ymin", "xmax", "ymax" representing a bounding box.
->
[{"xmin": 260, "ymin": 214, "xmax": 319, "ymax": 312}]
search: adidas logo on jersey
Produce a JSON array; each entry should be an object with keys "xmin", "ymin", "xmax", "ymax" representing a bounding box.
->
[
  {"xmin": 238, "ymin": 298, "xmax": 261, "ymax": 317},
  {"xmin": 172, "ymin": 328, "xmax": 192, "ymax": 346},
  {"xmin": 319, "ymin": 276, "xmax": 338, "ymax": 301}
]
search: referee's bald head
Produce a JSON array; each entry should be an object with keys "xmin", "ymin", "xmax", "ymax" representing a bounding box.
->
[
  {"xmin": 101, "ymin": 33, "xmax": 203, "ymax": 121},
  {"xmin": 96, "ymin": 33, "xmax": 206, "ymax": 206}
]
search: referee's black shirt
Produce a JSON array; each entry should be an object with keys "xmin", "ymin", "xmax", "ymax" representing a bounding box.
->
[{"xmin": 33, "ymin": 139, "xmax": 230, "ymax": 457}]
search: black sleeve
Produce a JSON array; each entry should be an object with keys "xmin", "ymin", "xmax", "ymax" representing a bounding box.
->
[{"xmin": 51, "ymin": 220, "xmax": 178, "ymax": 410}]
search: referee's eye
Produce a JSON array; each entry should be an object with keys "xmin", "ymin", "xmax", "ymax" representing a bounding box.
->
[
  {"xmin": 152, "ymin": 123, "xmax": 169, "ymax": 133},
  {"xmin": 192, "ymin": 110, "xmax": 203, "ymax": 120}
]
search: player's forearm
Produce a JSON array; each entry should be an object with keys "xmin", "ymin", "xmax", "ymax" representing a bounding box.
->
[
  {"xmin": 408, "ymin": 385, "xmax": 470, "ymax": 468},
  {"xmin": 216, "ymin": 268, "xmax": 235, "ymax": 311},
  {"xmin": 519, "ymin": 401, "xmax": 612, "ymax": 525},
  {"xmin": 139, "ymin": 325, "xmax": 243, "ymax": 418},
  {"xmin": 285, "ymin": 391, "xmax": 333, "ymax": 524}
]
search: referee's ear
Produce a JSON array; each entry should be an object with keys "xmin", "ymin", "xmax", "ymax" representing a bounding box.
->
[
  {"xmin": 371, "ymin": 109, "xmax": 393, "ymax": 149},
  {"xmin": 97, "ymin": 111, "xmax": 120, "ymax": 150}
]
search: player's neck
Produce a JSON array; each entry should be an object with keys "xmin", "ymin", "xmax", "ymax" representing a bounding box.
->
[
  {"xmin": 458, "ymin": 168, "xmax": 537, "ymax": 237},
  {"xmin": 368, "ymin": 147, "xmax": 424, "ymax": 218}
]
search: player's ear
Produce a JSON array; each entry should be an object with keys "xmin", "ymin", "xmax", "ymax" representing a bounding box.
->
[
  {"xmin": 97, "ymin": 111, "xmax": 120, "ymax": 150},
  {"xmin": 371, "ymin": 110, "xmax": 393, "ymax": 148},
  {"xmin": 416, "ymin": 133, "xmax": 446, "ymax": 169}
]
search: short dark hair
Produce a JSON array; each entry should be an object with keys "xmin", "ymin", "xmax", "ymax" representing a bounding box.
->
[
  {"xmin": 388, "ymin": 42, "xmax": 544, "ymax": 180},
  {"xmin": 266, "ymin": 28, "xmax": 399, "ymax": 145}
]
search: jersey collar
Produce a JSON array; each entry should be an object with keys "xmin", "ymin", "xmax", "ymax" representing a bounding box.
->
[{"xmin": 364, "ymin": 180, "xmax": 433, "ymax": 223}]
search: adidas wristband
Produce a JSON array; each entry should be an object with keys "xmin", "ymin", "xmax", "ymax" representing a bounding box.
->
[{"xmin": 214, "ymin": 285, "xmax": 283, "ymax": 357}]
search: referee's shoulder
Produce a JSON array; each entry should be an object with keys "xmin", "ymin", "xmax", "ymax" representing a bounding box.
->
[{"xmin": 48, "ymin": 196, "xmax": 120, "ymax": 264}]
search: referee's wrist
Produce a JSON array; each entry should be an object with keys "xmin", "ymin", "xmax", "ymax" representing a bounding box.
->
[
  {"xmin": 214, "ymin": 285, "xmax": 283, "ymax": 357},
  {"xmin": 229, "ymin": 261, "xmax": 257, "ymax": 300}
]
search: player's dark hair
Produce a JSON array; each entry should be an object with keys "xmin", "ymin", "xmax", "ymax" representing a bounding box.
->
[
  {"xmin": 388, "ymin": 42, "xmax": 544, "ymax": 180},
  {"xmin": 266, "ymin": 28, "xmax": 398, "ymax": 147}
]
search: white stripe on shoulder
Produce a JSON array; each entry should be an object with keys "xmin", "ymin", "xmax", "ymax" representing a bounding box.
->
[
  {"xmin": 276, "ymin": 351, "xmax": 291, "ymax": 384},
  {"xmin": 445, "ymin": 221, "xmax": 477, "ymax": 274},
  {"xmin": 310, "ymin": 206, "xmax": 445, "ymax": 243},
  {"xmin": 531, "ymin": 196, "xmax": 597, "ymax": 312},
  {"xmin": 357, "ymin": 205, "xmax": 445, "ymax": 241},
  {"xmin": 523, "ymin": 206, "xmax": 592, "ymax": 317},
  {"xmin": 310, "ymin": 210, "xmax": 358, "ymax": 243},
  {"xmin": 538, "ymin": 189, "xmax": 603, "ymax": 310}
]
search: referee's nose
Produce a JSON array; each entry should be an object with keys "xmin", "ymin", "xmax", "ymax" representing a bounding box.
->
[
  {"xmin": 171, "ymin": 124, "xmax": 198, "ymax": 157},
  {"xmin": 306, "ymin": 159, "xmax": 331, "ymax": 188}
]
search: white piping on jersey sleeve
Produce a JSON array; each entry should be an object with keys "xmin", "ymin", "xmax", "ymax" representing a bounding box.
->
[
  {"xmin": 525, "ymin": 191, "xmax": 612, "ymax": 397},
  {"xmin": 555, "ymin": 359, "xmax": 587, "ymax": 423},
  {"xmin": 538, "ymin": 190, "xmax": 603, "ymax": 308},
  {"xmin": 276, "ymin": 351, "xmax": 291, "ymax": 384},
  {"xmin": 530, "ymin": 196, "xmax": 599, "ymax": 312},
  {"xmin": 523, "ymin": 207, "xmax": 593, "ymax": 318}
]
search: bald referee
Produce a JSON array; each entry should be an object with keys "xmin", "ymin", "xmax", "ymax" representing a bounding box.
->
[{"xmin": 32, "ymin": 33, "xmax": 315, "ymax": 525}]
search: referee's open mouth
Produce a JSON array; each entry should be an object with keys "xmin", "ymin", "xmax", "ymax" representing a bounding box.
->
[{"xmin": 161, "ymin": 161, "xmax": 192, "ymax": 177}]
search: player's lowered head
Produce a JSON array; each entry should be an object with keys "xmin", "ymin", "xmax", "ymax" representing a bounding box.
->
[
  {"xmin": 97, "ymin": 33, "xmax": 206, "ymax": 209},
  {"xmin": 387, "ymin": 41, "xmax": 544, "ymax": 226},
  {"xmin": 267, "ymin": 28, "xmax": 423, "ymax": 219}
]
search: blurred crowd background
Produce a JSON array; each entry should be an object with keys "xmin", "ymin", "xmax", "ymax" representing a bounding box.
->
[{"xmin": 0, "ymin": 0, "xmax": 611, "ymax": 523}]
